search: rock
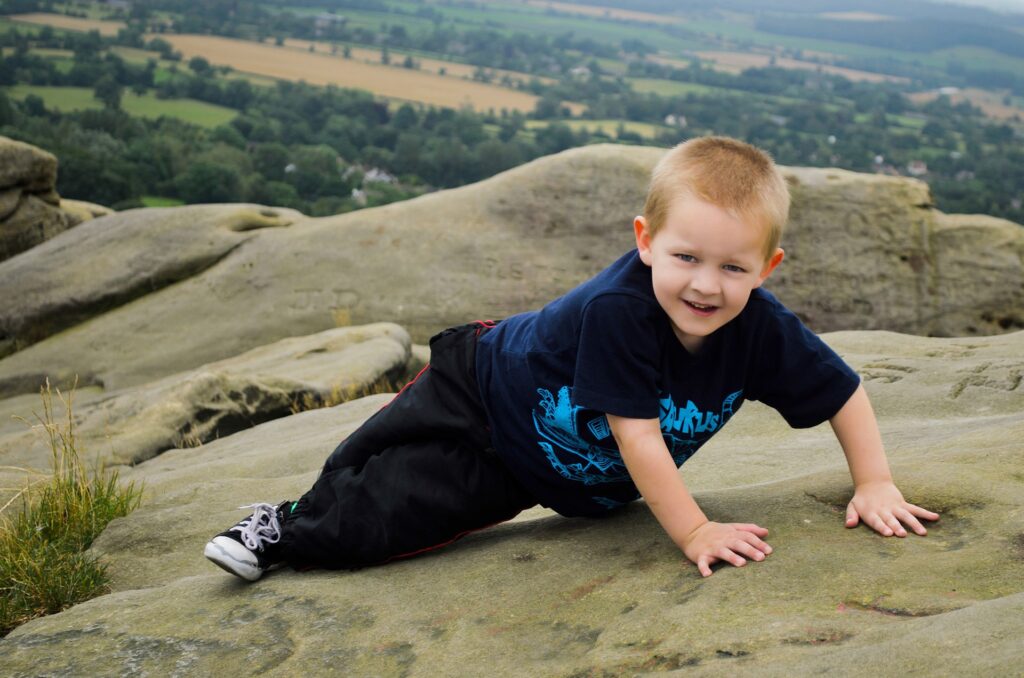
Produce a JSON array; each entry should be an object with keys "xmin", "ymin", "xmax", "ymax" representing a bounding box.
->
[
  {"xmin": 774, "ymin": 167, "xmax": 1024, "ymax": 336},
  {"xmin": 0, "ymin": 136, "xmax": 57, "ymax": 192},
  {"xmin": 0, "ymin": 136, "xmax": 72, "ymax": 262},
  {"xmin": 0, "ymin": 203, "xmax": 304, "ymax": 370},
  {"xmin": 0, "ymin": 329, "xmax": 1021, "ymax": 675},
  {"xmin": 0, "ymin": 323, "xmax": 410, "ymax": 502},
  {"xmin": 0, "ymin": 145, "xmax": 1021, "ymax": 397},
  {"xmin": 59, "ymin": 198, "xmax": 114, "ymax": 227}
]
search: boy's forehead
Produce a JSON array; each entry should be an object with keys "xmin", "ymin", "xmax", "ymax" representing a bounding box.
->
[{"xmin": 660, "ymin": 194, "xmax": 773, "ymax": 255}]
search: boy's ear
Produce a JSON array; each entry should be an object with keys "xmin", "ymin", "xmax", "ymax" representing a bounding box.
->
[
  {"xmin": 755, "ymin": 248, "xmax": 785, "ymax": 287},
  {"xmin": 634, "ymin": 216, "xmax": 653, "ymax": 266}
]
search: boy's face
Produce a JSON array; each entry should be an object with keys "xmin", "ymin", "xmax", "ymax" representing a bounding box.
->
[{"xmin": 635, "ymin": 194, "xmax": 784, "ymax": 353}]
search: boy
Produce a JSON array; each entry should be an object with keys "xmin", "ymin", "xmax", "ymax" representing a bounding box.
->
[{"xmin": 205, "ymin": 137, "xmax": 939, "ymax": 582}]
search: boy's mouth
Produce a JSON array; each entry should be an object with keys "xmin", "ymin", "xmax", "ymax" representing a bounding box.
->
[{"xmin": 684, "ymin": 300, "xmax": 718, "ymax": 316}]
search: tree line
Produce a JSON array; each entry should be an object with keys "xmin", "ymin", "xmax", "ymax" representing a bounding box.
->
[{"xmin": 1, "ymin": 2, "xmax": 1021, "ymax": 224}]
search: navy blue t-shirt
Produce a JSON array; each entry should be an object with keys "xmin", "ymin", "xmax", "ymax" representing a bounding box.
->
[{"xmin": 475, "ymin": 249, "xmax": 860, "ymax": 517}]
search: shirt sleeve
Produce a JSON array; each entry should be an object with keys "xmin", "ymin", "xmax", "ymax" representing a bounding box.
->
[
  {"xmin": 571, "ymin": 293, "xmax": 664, "ymax": 419},
  {"xmin": 746, "ymin": 299, "xmax": 861, "ymax": 428}
]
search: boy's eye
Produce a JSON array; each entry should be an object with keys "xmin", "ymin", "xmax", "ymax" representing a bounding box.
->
[
  {"xmin": 722, "ymin": 264, "xmax": 746, "ymax": 273},
  {"xmin": 675, "ymin": 254, "xmax": 697, "ymax": 263}
]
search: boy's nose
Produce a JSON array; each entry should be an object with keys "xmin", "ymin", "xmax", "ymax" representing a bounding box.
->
[{"xmin": 690, "ymin": 267, "xmax": 721, "ymax": 295}]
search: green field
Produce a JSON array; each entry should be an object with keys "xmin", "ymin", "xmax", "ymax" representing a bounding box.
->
[
  {"xmin": 927, "ymin": 46, "xmax": 1024, "ymax": 74},
  {"xmin": 5, "ymin": 86, "xmax": 238, "ymax": 127},
  {"xmin": 141, "ymin": 196, "xmax": 185, "ymax": 207},
  {"xmin": 628, "ymin": 78, "xmax": 733, "ymax": 97}
]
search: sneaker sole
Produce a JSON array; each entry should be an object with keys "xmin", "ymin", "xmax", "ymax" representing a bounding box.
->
[{"xmin": 204, "ymin": 539, "xmax": 262, "ymax": 581}]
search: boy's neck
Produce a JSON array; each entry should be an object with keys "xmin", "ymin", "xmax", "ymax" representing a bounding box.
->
[{"xmin": 673, "ymin": 325, "xmax": 707, "ymax": 354}]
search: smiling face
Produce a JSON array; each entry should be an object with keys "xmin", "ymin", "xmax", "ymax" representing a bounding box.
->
[{"xmin": 635, "ymin": 193, "xmax": 784, "ymax": 353}]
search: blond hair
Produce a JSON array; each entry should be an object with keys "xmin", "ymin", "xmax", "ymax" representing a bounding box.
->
[{"xmin": 643, "ymin": 136, "xmax": 790, "ymax": 260}]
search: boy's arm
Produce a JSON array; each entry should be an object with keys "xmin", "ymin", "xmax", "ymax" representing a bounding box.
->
[
  {"xmin": 607, "ymin": 414, "xmax": 772, "ymax": 577},
  {"xmin": 829, "ymin": 384, "xmax": 939, "ymax": 536}
]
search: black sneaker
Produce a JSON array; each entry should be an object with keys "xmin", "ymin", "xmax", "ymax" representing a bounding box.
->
[{"xmin": 204, "ymin": 502, "xmax": 290, "ymax": 581}]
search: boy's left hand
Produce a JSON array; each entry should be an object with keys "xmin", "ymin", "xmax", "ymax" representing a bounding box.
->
[{"xmin": 845, "ymin": 480, "xmax": 939, "ymax": 537}]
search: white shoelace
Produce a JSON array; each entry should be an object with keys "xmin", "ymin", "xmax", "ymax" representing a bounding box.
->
[{"xmin": 232, "ymin": 503, "xmax": 282, "ymax": 551}]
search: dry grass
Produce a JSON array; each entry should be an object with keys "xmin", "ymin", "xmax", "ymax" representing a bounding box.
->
[
  {"xmin": 282, "ymin": 38, "xmax": 556, "ymax": 87},
  {"xmin": 289, "ymin": 375, "xmax": 401, "ymax": 414},
  {"xmin": 692, "ymin": 50, "xmax": 909, "ymax": 84},
  {"xmin": 153, "ymin": 34, "xmax": 544, "ymax": 113},
  {"xmin": 0, "ymin": 381, "xmax": 143, "ymax": 637},
  {"xmin": 907, "ymin": 87, "xmax": 1023, "ymax": 121},
  {"xmin": 9, "ymin": 12, "xmax": 125, "ymax": 36}
]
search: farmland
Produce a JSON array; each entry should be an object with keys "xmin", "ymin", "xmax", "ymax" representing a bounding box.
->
[
  {"xmin": 155, "ymin": 34, "xmax": 544, "ymax": 113},
  {"xmin": 510, "ymin": 0, "xmax": 679, "ymax": 25},
  {"xmin": 6, "ymin": 85, "xmax": 238, "ymax": 127},
  {"xmin": 525, "ymin": 117, "xmax": 667, "ymax": 138},
  {"xmin": 691, "ymin": 51, "xmax": 909, "ymax": 84},
  {"xmin": 2, "ymin": 0, "xmax": 1022, "ymax": 224},
  {"xmin": 908, "ymin": 87, "xmax": 1024, "ymax": 122},
  {"xmin": 9, "ymin": 12, "xmax": 123, "ymax": 36},
  {"xmin": 280, "ymin": 39, "xmax": 557, "ymax": 87},
  {"xmin": 8, "ymin": 13, "xmax": 554, "ymax": 113}
]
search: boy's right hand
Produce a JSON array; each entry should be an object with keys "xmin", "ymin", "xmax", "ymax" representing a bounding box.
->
[{"xmin": 681, "ymin": 521, "xmax": 772, "ymax": 577}]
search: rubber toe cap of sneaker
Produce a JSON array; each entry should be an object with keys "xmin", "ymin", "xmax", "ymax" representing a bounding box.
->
[{"xmin": 204, "ymin": 536, "xmax": 262, "ymax": 581}]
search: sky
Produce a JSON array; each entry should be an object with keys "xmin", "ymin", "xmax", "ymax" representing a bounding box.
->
[{"xmin": 930, "ymin": 0, "xmax": 1024, "ymax": 13}]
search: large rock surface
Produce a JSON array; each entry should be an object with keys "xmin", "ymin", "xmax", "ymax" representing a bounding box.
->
[
  {"xmin": 0, "ymin": 136, "xmax": 71, "ymax": 264},
  {"xmin": 0, "ymin": 203, "xmax": 303, "ymax": 365},
  {"xmin": 0, "ymin": 145, "xmax": 1021, "ymax": 397},
  {"xmin": 0, "ymin": 323, "xmax": 410, "ymax": 504},
  {"xmin": 1, "ymin": 329, "xmax": 1021, "ymax": 676}
]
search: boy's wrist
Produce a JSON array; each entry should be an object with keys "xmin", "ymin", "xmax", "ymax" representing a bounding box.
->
[
  {"xmin": 671, "ymin": 516, "xmax": 711, "ymax": 551},
  {"xmin": 852, "ymin": 475, "xmax": 894, "ymax": 490}
]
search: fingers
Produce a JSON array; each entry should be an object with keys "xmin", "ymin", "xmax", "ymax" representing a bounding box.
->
[
  {"xmin": 865, "ymin": 512, "xmax": 894, "ymax": 536},
  {"xmin": 691, "ymin": 529, "xmax": 772, "ymax": 577},
  {"xmin": 895, "ymin": 507, "xmax": 927, "ymax": 536},
  {"xmin": 845, "ymin": 503, "xmax": 860, "ymax": 528},
  {"xmin": 729, "ymin": 538, "xmax": 770, "ymax": 562},
  {"xmin": 884, "ymin": 514, "xmax": 907, "ymax": 537},
  {"xmin": 715, "ymin": 546, "xmax": 747, "ymax": 568},
  {"xmin": 907, "ymin": 503, "xmax": 940, "ymax": 522},
  {"xmin": 858, "ymin": 505, "xmax": 938, "ymax": 537},
  {"xmin": 732, "ymin": 523, "xmax": 769, "ymax": 537}
]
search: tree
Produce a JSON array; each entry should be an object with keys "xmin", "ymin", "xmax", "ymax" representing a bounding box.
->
[
  {"xmin": 93, "ymin": 75, "xmax": 122, "ymax": 111},
  {"xmin": 224, "ymin": 79, "xmax": 254, "ymax": 109},
  {"xmin": 22, "ymin": 94, "xmax": 46, "ymax": 116},
  {"xmin": 188, "ymin": 56, "xmax": 212, "ymax": 76},
  {"xmin": 0, "ymin": 89, "xmax": 14, "ymax": 125},
  {"xmin": 175, "ymin": 161, "xmax": 242, "ymax": 203}
]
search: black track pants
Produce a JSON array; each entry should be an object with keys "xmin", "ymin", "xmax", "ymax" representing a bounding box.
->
[{"xmin": 279, "ymin": 321, "xmax": 537, "ymax": 569}]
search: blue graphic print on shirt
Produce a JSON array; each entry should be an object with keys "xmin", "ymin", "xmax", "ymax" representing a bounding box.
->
[{"xmin": 532, "ymin": 386, "xmax": 743, "ymax": 486}]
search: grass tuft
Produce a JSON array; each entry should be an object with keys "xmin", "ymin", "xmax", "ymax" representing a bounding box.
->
[
  {"xmin": 0, "ymin": 380, "xmax": 143, "ymax": 637},
  {"xmin": 289, "ymin": 374, "xmax": 402, "ymax": 414}
]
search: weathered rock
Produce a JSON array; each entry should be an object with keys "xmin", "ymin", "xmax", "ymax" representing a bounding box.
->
[
  {"xmin": 0, "ymin": 330, "xmax": 1021, "ymax": 676},
  {"xmin": 59, "ymin": 198, "xmax": 114, "ymax": 227},
  {"xmin": 773, "ymin": 167, "xmax": 1024, "ymax": 336},
  {"xmin": 0, "ymin": 323, "xmax": 410, "ymax": 503},
  {"xmin": 0, "ymin": 203, "xmax": 303, "ymax": 368},
  {"xmin": 0, "ymin": 135, "xmax": 57, "ymax": 192},
  {"xmin": 0, "ymin": 145, "xmax": 1021, "ymax": 398},
  {"xmin": 0, "ymin": 136, "xmax": 73, "ymax": 262}
]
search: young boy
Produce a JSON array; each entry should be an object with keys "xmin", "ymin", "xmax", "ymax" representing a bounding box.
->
[{"xmin": 205, "ymin": 136, "xmax": 939, "ymax": 581}]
